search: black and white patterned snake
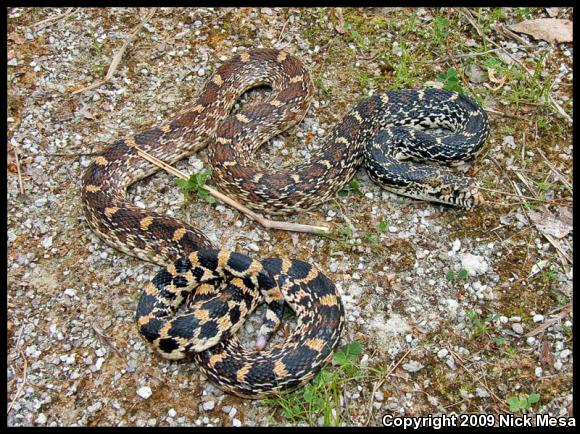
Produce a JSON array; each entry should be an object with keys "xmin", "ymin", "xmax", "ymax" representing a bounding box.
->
[{"xmin": 81, "ymin": 48, "xmax": 488, "ymax": 397}]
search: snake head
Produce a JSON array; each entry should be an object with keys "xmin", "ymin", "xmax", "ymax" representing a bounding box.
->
[
  {"xmin": 442, "ymin": 180, "xmax": 483, "ymax": 208},
  {"xmin": 424, "ymin": 174, "xmax": 482, "ymax": 208}
]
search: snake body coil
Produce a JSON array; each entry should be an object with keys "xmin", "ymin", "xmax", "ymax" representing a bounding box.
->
[{"xmin": 82, "ymin": 48, "xmax": 488, "ymax": 397}]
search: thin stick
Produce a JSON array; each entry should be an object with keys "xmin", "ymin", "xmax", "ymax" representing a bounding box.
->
[
  {"xmin": 548, "ymin": 94, "xmax": 572, "ymax": 124},
  {"xmin": 10, "ymin": 140, "xmax": 25, "ymax": 195},
  {"xmin": 446, "ymin": 346, "xmax": 508, "ymax": 413},
  {"xmin": 511, "ymin": 181, "xmax": 571, "ymax": 268},
  {"xmin": 72, "ymin": 8, "xmax": 156, "ymax": 95},
  {"xmin": 276, "ymin": 15, "xmax": 291, "ymax": 44},
  {"xmin": 134, "ymin": 146, "xmax": 330, "ymax": 235},
  {"xmin": 32, "ymin": 7, "xmax": 75, "ymax": 29},
  {"xmin": 7, "ymin": 348, "xmax": 27, "ymax": 415},
  {"xmin": 478, "ymin": 186, "xmax": 553, "ymax": 203},
  {"xmin": 484, "ymin": 108, "xmax": 520, "ymax": 119},
  {"xmin": 455, "ymin": 48, "xmax": 502, "ymax": 59},
  {"xmin": 526, "ymin": 303, "xmax": 572, "ymax": 337},
  {"xmin": 7, "ymin": 325, "xmax": 28, "ymax": 416},
  {"xmin": 365, "ymin": 348, "xmax": 411, "ymax": 426},
  {"xmin": 92, "ymin": 324, "xmax": 127, "ymax": 365},
  {"xmin": 537, "ymin": 150, "xmax": 573, "ymax": 193}
]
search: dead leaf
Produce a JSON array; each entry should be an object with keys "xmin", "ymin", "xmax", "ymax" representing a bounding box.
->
[
  {"xmin": 484, "ymin": 68, "xmax": 507, "ymax": 91},
  {"xmin": 558, "ymin": 206, "xmax": 572, "ymax": 227},
  {"xmin": 333, "ymin": 8, "xmax": 348, "ymax": 34},
  {"xmin": 540, "ymin": 340, "xmax": 555, "ymax": 369},
  {"xmin": 509, "ymin": 18, "xmax": 572, "ymax": 44},
  {"xmin": 7, "ymin": 162, "xmax": 18, "ymax": 174},
  {"xmin": 528, "ymin": 208, "xmax": 572, "ymax": 239}
]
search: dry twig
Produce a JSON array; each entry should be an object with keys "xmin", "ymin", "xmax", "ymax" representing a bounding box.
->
[
  {"xmin": 9, "ymin": 140, "xmax": 25, "ymax": 195},
  {"xmin": 134, "ymin": 146, "xmax": 330, "ymax": 235},
  {"xmin": 526, "ymin": 303, "xmax": 572, "ymax": 337},
  {"xmin": 7, "ymin": 325, "xmax": 28, "ymax": 415},
  {"xmin": 365, "ymin": 348, "xmax": 412, "ymax": 425},
  {"xmin": 92, "ymin": 324, "xmax": 128, "ymax": 365},
  {"xmin": 32, "ymin": 7, "xmax": 76, "ymax": 30},
  {"xmin": 72, "ymin": 8, "xmax": 157, "ymax": 95},
  {"xmin": 537, "ymin": 149, "xmax": 572, "ymax": 193},
  {"xmin": 446, "ymin": 346, "xmax": 508, "ymax": 413}
]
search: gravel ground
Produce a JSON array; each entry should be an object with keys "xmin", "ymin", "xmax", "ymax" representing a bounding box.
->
[{"xmin": 7, "ymin": 7, "xmax": 573, "ymax": 426}]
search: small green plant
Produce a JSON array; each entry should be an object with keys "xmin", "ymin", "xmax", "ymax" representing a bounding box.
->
[
  {"xmin": 522, "ymin": 201, "xmax": 539, "ymax": 210},
  {"xmin": 438, "ymin": 68, "xmax": 464, "ymax": 93},
  {"xmin": 466, "ymin": 312, "xmax": 506, "ymax": 340},
  {"xmin": 338, "ymin": 178, "xmax": 364, "ymax": 197},
  {"xmin": 507, "ymin": 393, "xmax": 540, "ymax": 413},
  {"xmin": 536, "ymin": 180, "xmax": 554, "ymax": 192},
  {"xmin": 432, "ymin": 16, "xmax": 449, "ymax": 45},
  {"xmin": 465, "ymin": 310, "xmax": 489, "ymax": 337},
  {"xmin": 338, "ymin": 225, "xmax": 353, "ymax": 239},
  {"xmin": 446, "ymin": 268, "xmax": 469, "ymax": 282},
  {"xmin": 495, "ymin": 336, "xmax": 506, "ymax": 346},
  {"xmin": 391, "ymin": 41, "xmax": 418, "ymax": 88},
  {"xmin": 541, "ymin": 265, "xmax": 557, "ymax": 283},
  {"xmin": 264, "ymin": 341, "xmax": 364, "ymax": 426},
  {"xmin": 343, "ymin": 21, "xmax": 367, "ymax": 49},
  {"xmin": 90, "ymin": 36, "xmax": 104, "ymax": 75},
  {"xmin": 175, "ymin": 169, "xmax": 216, "ymax": 204},
  {"xmin": 514, "ymin": 7, "xmax": 533, "ymax": 21},
  {"xmin": 401, "ymin": 14, "xmax": 417, "ymax": 35},
  {"xmin": 363, "ymin": 219, "xmax": 390, "ymax": 253},
  {"xmin": 358, "ymin": 71, "xmax": 372, "ymax": 91}
]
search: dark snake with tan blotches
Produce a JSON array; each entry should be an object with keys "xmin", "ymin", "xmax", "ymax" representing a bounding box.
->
[{"xmin": 82, "ymin": 48, "xmax": 488, "ymax": 397}]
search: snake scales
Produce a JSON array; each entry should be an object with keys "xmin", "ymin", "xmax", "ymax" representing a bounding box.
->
[{"xmin": 82, "ymin": 48, "xmax": 488, "ymax": 397}]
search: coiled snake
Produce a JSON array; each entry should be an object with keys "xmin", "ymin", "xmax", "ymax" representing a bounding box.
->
[{"xmin": 82, "ymin": 48, "xmax": 488, "ymax": 397}]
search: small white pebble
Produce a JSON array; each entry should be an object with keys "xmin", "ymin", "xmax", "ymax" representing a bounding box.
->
[
  {"xmin": 475, "ymin": 387, "xmax": 490, "ymax": 398},
  {"xmin": 437, "ymin": 349, "xmax": 448, "ymax": 358},
  {"xmin": 560, "ymin": 349, "xmax": 572, "ymax": 359},
  {"xmin": 374, "ymin": 390, "xmax": 384, "ymax": 401},
  {"xmin": 202, "ymin": 401, "xmax": 215, "ymax": 411},
  {"xmin": 34, "ymin": 197, "xmax": 48, "ymax": 207},
  {"xmin": 94, "ymin": 357, "xmax": 105, "ymax": 371},
  {"xmin": 197, "ymin": 68, "xmax": 205, "ymax": 77},
  {"xmin": 402, "ymin": 360, "xmax": 424, "ymax": 372},
  {"xmin": 232, "ymin": 418, "xmax": 242, "ymax": 427},
  {"xmin": 554, "ymin": 361, "xmax": 563, "ymax": 370},
  {"xmin": 41, "ymin": 235, "xmax": 53, "ymax": 249},
  {"xmin": 511, "ymin": 323, "xmax": 524, "ymax": 334},
  {"xmin": 35, "ymin": 413, "xmax": 47, "ymax": 425},
  {"xmin": 64, "ymin": 288, "xmax": 76, "ymax": 297},
  {"xmin": 168, "ymin": 408, "xmax": 177, "ymax": 418},
  {"xmin": 535, "ymin": 367, "xmax": 543, "ymax": 377},
  {"xmin": 452, "ymin": 239, "xmax": 461, "ymax": 252},
  {"xmin": 533, "ymin": 314, "xmax": 545, "ymax": 323},
  {"xmin": 137, "ymin": 386, "xmax": 152, "ymax": 399}
]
